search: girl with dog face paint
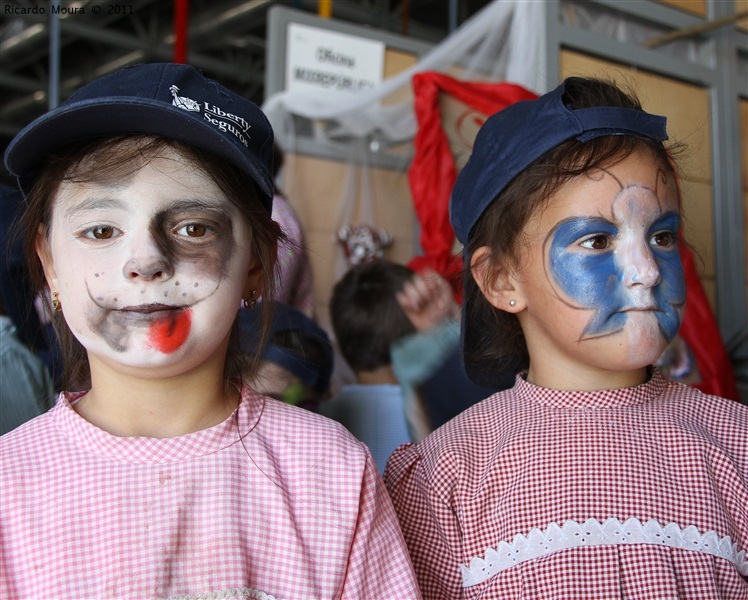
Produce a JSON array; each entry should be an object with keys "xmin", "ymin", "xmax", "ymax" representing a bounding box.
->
[
  {"xmin": 39, "ymin": 147, "xmax": 255, "ymax": 378},
  {"xmin": 2, "ymin": 63, "xmax": 419, "ymax": 600}
]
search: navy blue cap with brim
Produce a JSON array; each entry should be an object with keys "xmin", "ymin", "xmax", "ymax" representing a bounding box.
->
[
  {"xmin": 449, "ymin": 78, "xmax": 669, "ymax": 387},
  {"xmin": 4, "ymin": 62, "xmax": 275, "ymax": 212},
  {"xmin": 239, "ymin": 302, "xmax": 333, "ymax": 394}
]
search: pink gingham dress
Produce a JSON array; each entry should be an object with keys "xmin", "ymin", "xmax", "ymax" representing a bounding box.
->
[
  {"xmin": 1, "ymin": 385, "xmax": 421, "ymax": 599},
  {"xmin": 385, "ymin": 370, "xmax": 748, "ymax": 599}
]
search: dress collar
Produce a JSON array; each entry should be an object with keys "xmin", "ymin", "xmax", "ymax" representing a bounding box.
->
[
  {"xmin": 512, "ymin": 368, "xmax": 669, "ymax": 409},
  {"xmin": 52, "ymin": 382, "xmax": 265, "ymax": 463}
]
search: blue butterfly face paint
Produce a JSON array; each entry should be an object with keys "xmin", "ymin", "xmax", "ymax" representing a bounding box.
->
[
  {"xmin": 503, "ymin": 150, "xmax": 686, "ymax": 386},
  {"xmin": 545, "ymin": 169, "xmax": 685, "ymax": 345}
]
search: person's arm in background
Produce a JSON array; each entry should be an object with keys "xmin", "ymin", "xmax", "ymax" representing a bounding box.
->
[{"xmin": 391, "ymin": 270, "xmax": 461, "ymax": 441}]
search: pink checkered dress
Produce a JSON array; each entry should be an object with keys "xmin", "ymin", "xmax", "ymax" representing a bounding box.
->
[
  {"xmin": 1, "ymin": 385, "xmax": 421, "ymax": 599},
  {"xmin": 385, "ymin": 370, "xmax": 748, "ymax": 599}
]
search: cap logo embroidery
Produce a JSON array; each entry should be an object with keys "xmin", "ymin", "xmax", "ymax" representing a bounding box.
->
[
  {"xmin": 169, "ymin": 86, "xmax": 200, "ymax": 112},
  {"xmin": 169, "ymin": 84, "xmax": 252, "ymax": 149}
]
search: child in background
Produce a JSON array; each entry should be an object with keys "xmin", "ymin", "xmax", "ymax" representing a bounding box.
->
[
  {"xmin": 0, "ymin": 62, "xmax": 420, "ymax": 599},
  {"xmin": 322, "ymin": 260, "xmax": 423, "ymax": 471},
  {"xmin": 392, "ymin": 268, "xmax": 511, "ymax": 431},
  {"xmin": 239, "ymin": 301, "xmax": 333, "ymax": 412},
  {"xmin": 0, "ymin": 295, "xmax": 55, "ymax": 434},
  {"xmin": 325, "ymin": 260, "xmax": 503, "ymax": 471},
  {"xmin": 385, "ymin": 77, "xmax": 747, "ymax": 598}
]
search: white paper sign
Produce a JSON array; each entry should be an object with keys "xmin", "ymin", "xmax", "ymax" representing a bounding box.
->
[{"xmin": 286, "ymin": 22, "xmax": 385, "ymax": 100}]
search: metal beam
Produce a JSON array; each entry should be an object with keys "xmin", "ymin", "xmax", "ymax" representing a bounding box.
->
[
  {"xmin": 1, "ymin": 9, "xmax": 265, "ymax": 84},
  {"xmin": 0, "ymin": 72, "xmax": 45, "ymax": 93}
]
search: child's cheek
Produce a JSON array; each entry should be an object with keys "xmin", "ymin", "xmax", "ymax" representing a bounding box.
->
[
  {"xmin": 652, "ymin": 251, "xmax": 686, "ymax": 342},
  {"xmin": 549, "ymin": 235, "xmax": 626, "ymax": 337}
]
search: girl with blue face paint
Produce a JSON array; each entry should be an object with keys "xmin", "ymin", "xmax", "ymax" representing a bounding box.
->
[
  {"xmin": 385, "ymin": 77, "xmax": 747, "ymax": 599},
  {"xmin": 507, "ymin": 151, "xmax": 686, "ymax": 388}
]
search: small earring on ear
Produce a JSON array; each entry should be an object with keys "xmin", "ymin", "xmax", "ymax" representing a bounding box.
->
[
  {"xmin": 509, "ymin": 299, "xmax": 517, "ymax": 307},
  {"xmin": 51, "ymin": 292, "xmax": 62, "ymax": 313},
  {"xmin": 244, "ymin": 290, "xmax": 257, "ymax": 309}
]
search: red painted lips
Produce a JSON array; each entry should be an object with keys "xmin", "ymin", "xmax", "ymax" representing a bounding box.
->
[{"xmin": 147, "ymin": 308, "xmax": 192, "ymax": 353}]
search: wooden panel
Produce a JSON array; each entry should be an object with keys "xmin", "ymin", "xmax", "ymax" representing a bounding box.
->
[
  {"xmin": 702, "ymin": 277, "xmax": 717, "ymax": 313},
  {"xmin": 382, "ymin": 49, "xmax": 418, "ymax": 105},
  {"xmin": 439, "ymin": 93, "xmax": 489, "ymax": 172},
  {"xmin": 679, "ymin": 178, "xmax": 715, "ymax": 278},
  {"xmin": 304, "ymin": 229, "xmax": 341, "ymax": 313},
  {"xmin": 654, "ymin": 0, "xmax": 706, "ymax": 17},
  {"xmin": 560, "ymin": 51, "xmax": 711, "ymax": 182},
  {"xmin": 282, "ymin": 153, "xmax": 416, "ymax": 319},
  {"xmin": 282, "ymin": 153, "xmax": 346, "ymax": 232},
  {"xmin": 738, "ymin": 0, "xmax": 748, "ymax": 32},
  {"xmin": 284, "ymin": 155, "xmax": 415, "ymax": 239},
  {"xmin": 656, "ymin": 0, "xmax": 746, "ymax": 31}
]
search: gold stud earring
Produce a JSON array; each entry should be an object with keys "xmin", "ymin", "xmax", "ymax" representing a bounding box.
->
[{"xmin": 51, "ymin": 292, "xmax": 62, "ymax": 313}]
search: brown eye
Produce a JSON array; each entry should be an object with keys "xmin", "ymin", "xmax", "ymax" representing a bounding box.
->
[
  {"xmin": 581, "ymin": 235, "xmax": 610, "ymax": 250},
  {"xmin": 651, "ymin": 231, "xmax": 675, "ymax": 247},
  {"xmin": 84, "ymin": 225, "xmax": 117, "ymax": 240},
  {"xmin": 187, "ymin": 224, "xmax": 206, "ymax": 237},
  {"xmin": 176, "ymin": 223, "xmax": 208, "ymax": 237},
  {"xmin": 95, "ymin": 226, "xmax": 113, "ymax": 239}
]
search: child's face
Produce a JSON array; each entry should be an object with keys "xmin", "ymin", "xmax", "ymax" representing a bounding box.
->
[
  {"xmin": 38, "ymin": 147, "xmax": 260, "ymax": 378},
  {"xmin": 513, "ymin": 149, "xmax": 685, "ymax": 378}
]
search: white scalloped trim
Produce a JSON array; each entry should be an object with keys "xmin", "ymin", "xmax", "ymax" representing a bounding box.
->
[
  {"xmin": 460, "ymin": 517, "xmax": 748, "ymax": 587},
  {"xmin": 162, "ymin": 588, "xmax": 281, "ymax": 600}
]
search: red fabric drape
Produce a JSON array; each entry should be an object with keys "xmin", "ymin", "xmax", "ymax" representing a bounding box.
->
[
  {"xmin": 677, "ymin": 243, "xmax": 739, "ymax": 400},
  {"xmin": 407, "ymin": 72, "xmax": 537, "ymax": 297}
]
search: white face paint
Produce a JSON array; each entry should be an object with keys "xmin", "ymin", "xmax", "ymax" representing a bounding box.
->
[
  {"xmin": 40, "ymin": 147, "xmax": 256, "ymax": 377},
  {"xmin": 514, "ymin": 150, "xmax": 685, "ymax": 381}
]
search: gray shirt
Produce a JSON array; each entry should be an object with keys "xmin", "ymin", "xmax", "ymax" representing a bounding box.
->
[{"xmin": 0, "ymin": 315, "xmax": 55, "ymax": 435}]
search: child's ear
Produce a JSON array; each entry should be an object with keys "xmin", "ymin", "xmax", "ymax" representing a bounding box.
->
[
  {"xmin": 35, "ymin": 226, "xmax": 58, "ymax": 292},
  {"xmin": 470, "ymin": 246, "xmax": 525, "ymax": 313},
  {"xmin": 243, "ymin": 236, "xmax": 277, "ymax": 303},
  {"xmin": 243, "ymin": 232, "xmax": 278, "ymax": 303},
  {"xmin": 242, "ymin": 257, "xmax": 266, "ymax": 303}
]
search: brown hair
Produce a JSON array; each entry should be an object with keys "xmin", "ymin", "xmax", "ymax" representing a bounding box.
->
[
  {"xmin": 18, "ymin": 135, "xmax": 283, "ymax": 389},
  {"xmin": 464, "ymin": 77, "xmax": 685, "ymax": 375},
  {"xmin": 330, "ymin": 260, "xmax": 416, "ymax": 374}
]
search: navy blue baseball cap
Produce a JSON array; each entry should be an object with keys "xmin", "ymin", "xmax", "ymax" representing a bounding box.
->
[
  {"xmin": 450, "ymin": 77, "xmax": 669, "ymax": 386},
  {"xmin": 449, "ymin": 78, "xmax": 668, "ymax": 245},
  {"xmin": 239, "ymin": 303, "xmax": 333, "ymax": 394},
  {"xmin": 4, "ymin": 62, "xmax": 275, "ymax": 212}
]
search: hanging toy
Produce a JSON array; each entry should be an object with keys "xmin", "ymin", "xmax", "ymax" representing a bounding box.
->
[{"xmin": 337, "ymin": 224, "xmax": 393, "ymax": 266}]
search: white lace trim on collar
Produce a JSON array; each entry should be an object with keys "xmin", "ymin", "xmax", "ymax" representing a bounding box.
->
[{"xmin": 460, "ymin": 517, "xmax": 747, "ymax": 587}]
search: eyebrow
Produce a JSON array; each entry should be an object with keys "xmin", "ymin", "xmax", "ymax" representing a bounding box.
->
[
  {"xmin": 648, "ymin": 210, "xmax": 681, "ymax": 232},
  {"xmin": 548, "ymin": 216, "xmax": 617, "ymax": 238},
  {"xmin": 159, "ymin": 199, "xmax": 230, "ymax": 212},
  {"xmin": 64, "ymin": 197, "xmax": 129, "ymax": 218},
  {"xmin": 64, "ymin": 198, "xmax": 230, "ymax": 219}
]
